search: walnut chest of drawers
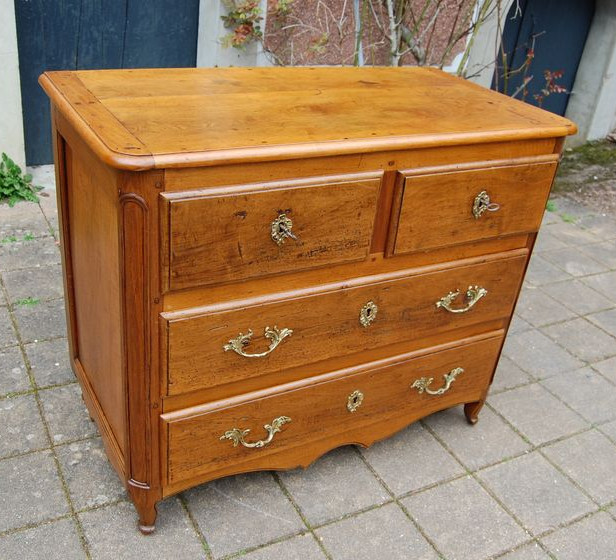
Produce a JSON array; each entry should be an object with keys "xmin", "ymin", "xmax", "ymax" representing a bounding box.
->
[{"xmin": 40, "ymin": 67, "xmax": 576, "ymax": 532}]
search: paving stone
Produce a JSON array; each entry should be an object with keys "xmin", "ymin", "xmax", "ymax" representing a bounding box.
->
[
  {"xmin": 593, "ymin": 355, "xmax": 616, "ymax": 384},
  {"xmin": 316, "ymin": 503, "xmax": 437, "ymax": 560},
  {"xmin": 587, "ymin": 308, "xmax": 616, "ymax": 338},
  {"xmin": 184, "ymin": 471, "xmax": 304, "ymax": 558},
  {"xmin": 40, "ymin": 384, "xmax": 97, "ymax": 444},
  {"xmin": 498, "ymin": 542, "xmax": 551, "ymax": 560},
  {"xmin": 424, "ymin": 406, "xmax": 530, "ymax": 471},
  {"xmin": 542, "ymin": 367, "xmax": 616, "ymax": 424},
  {"xmin": 0, "ymin": 394, "xmax": 48, "ymax": 457},
  {"xmin": 3, "ymin": 264, "xmax": 64, "ymax": 303},
  {"xmin": 478, "ymin": 452, "xmax": 594, "ymax": 535},
  {"xmin": 598, "ymin": 417, "xmax": 616, "ymax": 442},
  {"xmin": 501, "ymin": 330, "xmax": 583, "ymax": 380},
  {"xmin": 533, "ymin": 229, "xmax": 567, "ymax": 253},
  {"xmin": 524, "ymin": 255, "xmax": 571, "ymax": 286},
  {"xmin": 361, "ymin": 422, "xmax": 463, "ymax": 496},
  {"xmin": 541, "ymin": 512, "xmax": 616, "ymax": 560},
  {"xmin": 543, "ymin": 318, "xmax": 616, "ymax": 363},
  {"xmin": 0, "ymin": 450, "xmax": 69, "ymax": 532},
  {"xmin": 0, "ymin": 345, "xmax": 29, "ymax": 395},
  {"xmin": 12, "ymin": 299, "xmax": 66, "ymax": 343},
  {"xmin": 26, "ymin": 337, "xmax": 74, "ymax": 387},
  {"xmin": 0, "ymin": 202, "xmax": 52, "ymax": 239},
  {"xmin": 582, "ymin": 270, "xmax": 616, "ymax": 300},
  {"xmin": 280, "ymin": 446, "xmax": 389, "ymax": 524},
  {"xmin": 508, "ymin": 314, "xmax": 534, "ymax": 335},
  {"xmin": 545, "ymin": 221, "xmax": 601, "ymax": 246},
  {"xmin": 543, "ymin": 430, "xmax": 616, "ymax": 505},
  {"xmin": 514, "ymin": 287, "xmax": 576, "ymax": 327},
  {"xmin": 0, "ymin": 305, "xmax": 18, "ymax": 348},
  {"xmin": 29, "ymin": 166, "xmax": 56, "ymax": 190},
  {"xmin": 80, "ymin": 499, "xmax": 204, "ymax": 560},
  {"xmin": 575, "ymin": 213, "xmax": 616, "ymax": 240},
  {"xmin": 542, "ymin": 279, "xmax": 614, "ymax": 316},
  {"xmin": 56, "ymin": 438, "xmax": 126, "ymax": 510},
  {"xmin": 0, "ymin": 518, "xmax": 85, "ymax": 560},
  {"xmin": 489, "ymin": 383, "xmax": 588, "ymax": 445},
  {"xmin": 491, "ymin": 355, "xmax": 533, "ymax": 393},
  {"xmin": 0, "ymin": 236, "xmax": 60, "ymax": 271},
  {"xmin": 541, "ymin": 210, "xmax": 560, "ymax": 226},
  {"xmin": 403, "ymin": 476, "xmax": 527, "ymax": 560},
  {"xmin": 579, "ymin": 240, "xmax": 616, "ymax": 269},
  {"xmin": 241, "ymin": 533, "xmax": 325, "ymax": 560},
  {"xmin": 542, "ymin": 246, "xmax": 608, "ymax": 277}
]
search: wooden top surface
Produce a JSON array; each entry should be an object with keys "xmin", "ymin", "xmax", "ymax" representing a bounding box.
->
[{"xmin": 40, "ymin": 66, "xmax": 576, "ymax": 170}]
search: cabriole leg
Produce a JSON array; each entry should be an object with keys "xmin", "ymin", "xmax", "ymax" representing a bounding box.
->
[{"xmin": 464, "ymin": 400, "xmax": 485, "ymax": 425}]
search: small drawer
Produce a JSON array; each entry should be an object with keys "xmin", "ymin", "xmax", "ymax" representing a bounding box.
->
[
  {"xmin": 162, "ymin": 333, "xmax": 503, "ymax": 486},
  {"xmin": 163, "ymin": 251, "xmax": 526, "ymax": 396},
  {"xmin": 389, "ymin": 160, "xmax": 557, "ymax": 256},
  {"xmin": 161, "ymin": 172, "xmax": 382, "ymax": 291}
]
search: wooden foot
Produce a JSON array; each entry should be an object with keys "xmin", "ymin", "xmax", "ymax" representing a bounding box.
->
[
  {"xmin": 136, "ymin": 501, "xmax": 158, "ymax": 535},
  {"xmin": 464, "ymin": 401, "xmax": 484, "ymax": 425}
]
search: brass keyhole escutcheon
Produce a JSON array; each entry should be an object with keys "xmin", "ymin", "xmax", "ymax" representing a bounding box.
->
[
  {"xmin": 271, "ymin": 213, "xmax": 298, "ymax": 246},
  {"xmin": 347, "ymin": 390, "xmax": 364, "ymax": 413},
  {"xmin": 359, "ymin": 301, "xmax": 378, "ymax": 328}
]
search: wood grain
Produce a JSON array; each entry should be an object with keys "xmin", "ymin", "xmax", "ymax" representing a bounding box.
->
[
  {"xmin": 40, "ymin": 67, "xmax": 576, "ymax": 170},
  {"xmin": 391, "ymin": 159, "xmax": 558, "ymax": 255},
  {"xmin": 164, "ymin": 251, "xmax": 526, "ymax": 396},
  {"xmin": 163, "ymin": 332, "xmax": 503, "ymax": 488},
  {"xmin": 163, "ymin": 172, "xmax": 382, "ymax": 291}
]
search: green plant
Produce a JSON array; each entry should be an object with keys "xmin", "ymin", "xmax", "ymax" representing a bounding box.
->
[
  {"xmin": 15, "ymin": 297, "xmax": 40, "ymax": 306},
  {"xmin": 545, "ymin": 200, "xmax": 557, "ymax": 212},
  {"xmin": 221, "ymin": 0, "xmax": 263, "ymax": 49},
  {"xmin": 560, "ymin": 213, "xmax": 577, "ymax": 224},
  {"xmin": 23, "ymin": 232, "xmax": 35, "ymax": 241},
  {"xmin": 1, "ymin": 235, "xmax": 18, "ymax": 244},
  {"xmin": 0, "ymin": 153, "xmax": 41, "ymax": 206}
]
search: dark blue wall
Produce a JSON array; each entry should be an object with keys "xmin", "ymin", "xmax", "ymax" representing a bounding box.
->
[
  {"xmin": 15, "ymin": 0, "xmax": 200, "ymax": 165},
  {"xmin": 494, "ymin": 0, "xmax": 595, "ymax": 116}
]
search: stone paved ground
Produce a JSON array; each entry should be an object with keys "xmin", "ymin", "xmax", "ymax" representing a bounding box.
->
[{"xmin": 1, "ymin": 168, "xmax": 616, "ymax": 559}]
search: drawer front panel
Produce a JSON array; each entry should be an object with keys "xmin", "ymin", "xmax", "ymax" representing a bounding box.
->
[
  {"xmin": 165, "ymin": 252, "xmax": 526, "ymax": 396},
  {"xmin": 392, "ymin": 161, "xmax": 556, "ymax": 255},
  {"xmin": 163, "ymin": 173, "xmax": 382, "ymax": 291},
  {"xmin": 163, "ymin": 334, "xmax": 503, "ymax": 486}
]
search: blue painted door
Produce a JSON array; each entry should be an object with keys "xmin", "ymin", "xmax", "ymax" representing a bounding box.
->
[
  {"xmin": 15, "ymin": 0, "xmax": 200, "ymax": 165},
  {"xmin": 493, "ymin": 0, "xmax": 595, "ymax": 116}
]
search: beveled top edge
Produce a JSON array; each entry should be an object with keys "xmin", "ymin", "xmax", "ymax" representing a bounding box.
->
[{"xmin": 40, "ymin": 67, "xmax": 577, "ymax": 171}]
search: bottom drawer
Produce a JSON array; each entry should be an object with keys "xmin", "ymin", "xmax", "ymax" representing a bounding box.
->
[{"xmin": 162, "ymin": 332, "xmax": 503, "ymax": 490}]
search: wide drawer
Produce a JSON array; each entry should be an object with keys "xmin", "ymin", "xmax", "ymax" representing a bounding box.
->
[
  {"xmin": 389, "ymin": 159, "xmax": 557, "ymax": 255},
  {"xmin": 162, "ymin": 333, "xmax": 503, "ymax": 487},
  {"xmin": 161, "ymin": 172, "xmax": 382, "ymax": 291},
  {"xmin": 163, "ymin": 251, "xmax": 526, "ymax": 396}
]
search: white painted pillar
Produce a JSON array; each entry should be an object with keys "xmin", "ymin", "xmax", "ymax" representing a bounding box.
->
[
  {"xmin": 0, "ymin": 0, "xmax": 26, "ymax": 169},
  {"xmin": 463, "ymin": 0, "xmax": 515, "ymax": 88},
  {"xmin": 197, "ymin": 0, "xmax": 271, "ymax": 67},
  {"xmin": 565, "ymin": 0, "xmax": 616, "ymax": 144}
]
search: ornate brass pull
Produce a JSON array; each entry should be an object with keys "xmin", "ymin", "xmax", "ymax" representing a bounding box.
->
[
  {"xmin": 220, "ymin": 416, "xmax": 291, "ymax": 448},
  {"xmin": 411, "ymin": 367, "xmax": 464, "ymax": 396},
  {"xmin": 347, "ymin": 390, "xmax": 364, "ymax": 413},
  {"xmin": 436, "ymin": 286, "xmax": 487, "ymax": 314},
  {"xmin": 359, "ymin": 301, "xmax": 378, "ymax": 328},
  {"xmin": 473, "ymin": 190, "xmax": 500, "ymax": 219},
  {"xmin": 223, "ymin": 326, "xmax": 293, "ymax": 358},
  {"xmin": 271, "ymin": 213, "xmax": 298, "ymax": 245}
]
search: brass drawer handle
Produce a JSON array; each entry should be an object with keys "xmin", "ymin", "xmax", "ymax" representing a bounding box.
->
[
  {"xmin": 224, "ymin": 326, "xmax": 293, "ymax": 358},
  {"xmin": 220, "ymin": 416, "xmax": 292, "ymax": 448},
  {"xmin": 436, "ymin": 285, "xmax": 487, "ymax": 314},
  {"xmin": 473, "ymin": 190, "xmax": 500, "ymax": 219},
  {"xmin": 411, "ymin": 367, "xmax": 464, "ymax": 396},
  {"xmin": 271, "ymin": 212, "xmax": 298, "ymax": 245}
]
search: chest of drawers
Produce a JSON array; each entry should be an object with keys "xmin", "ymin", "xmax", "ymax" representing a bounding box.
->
[{"xmin": 40, "ymin": 67, "xmax": 575, "ymax": 532}]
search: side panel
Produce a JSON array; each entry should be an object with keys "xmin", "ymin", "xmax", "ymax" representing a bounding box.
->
[{"xmin": 64, "ymin": 130, "xmax": 126, "ymax": 456}]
